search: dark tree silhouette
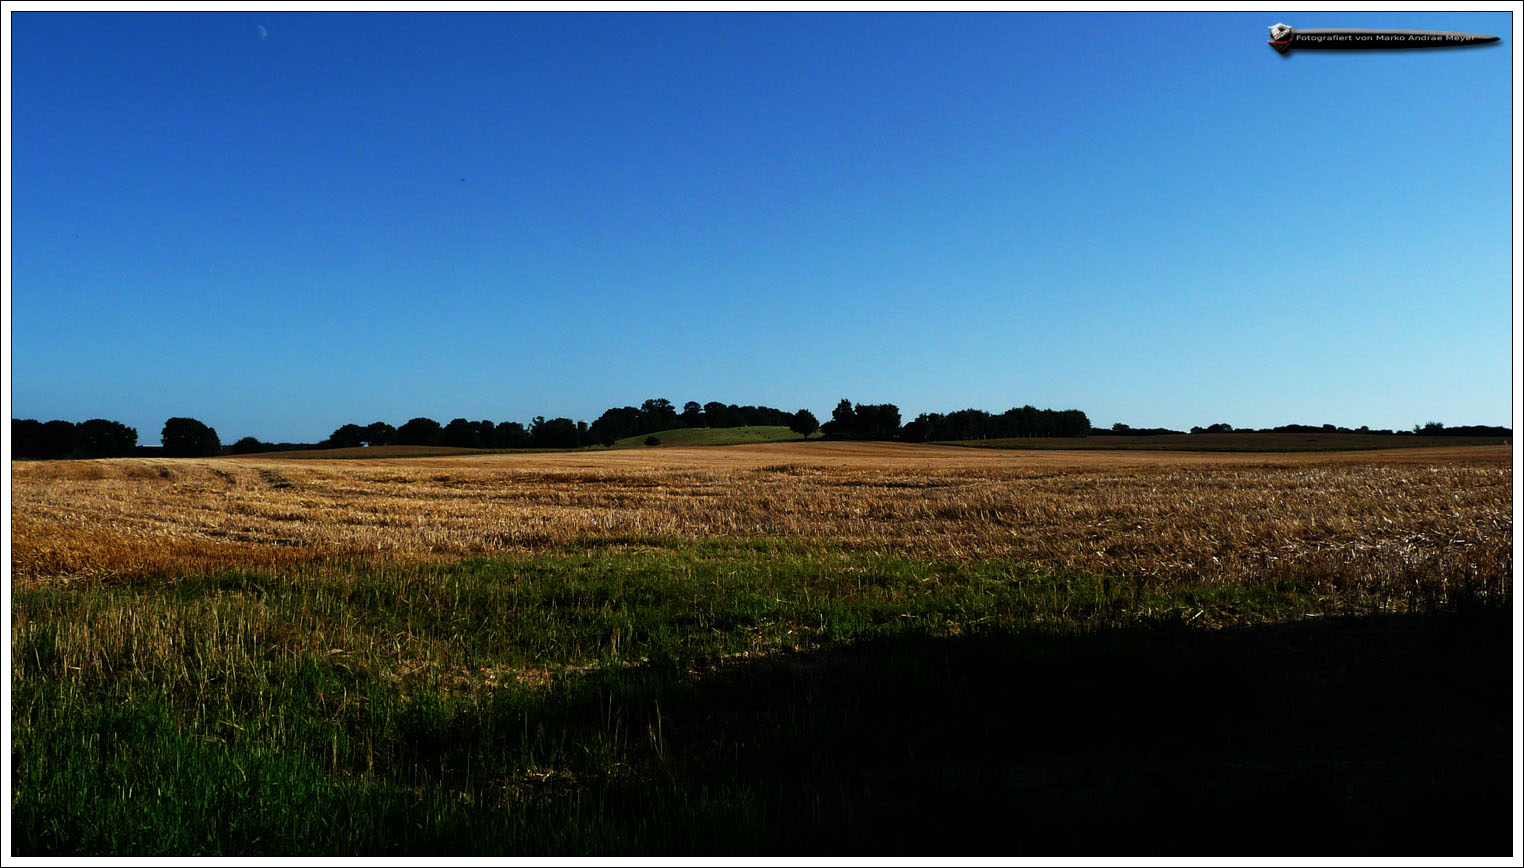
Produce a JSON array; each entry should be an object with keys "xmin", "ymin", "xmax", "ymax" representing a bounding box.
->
[
  {"xmin": 589, "ymin": 406, "xmax": 642, "ymax": 444},
  {"xmin": 78, "ymin": 419, "xmax": 138, "ymax": 457},
  {"xmin": 831, "ymin": 399, "xmax": 856, "ymax": 430},
  {"xmin": 900, "ymin": 415, "xmax": 930, "ymax": 443},
  {"xmin": 442, "ymin": 418, "xmax": 483, "ymax": 449},
  {"xmin": 703, "ymin": 401, "xmax": 740, "ymax": 429},
  {"xmin": 858, "ymin": 403, "xmax": 901, "ymax": 439},
  {"xmin": 230, "ymin": 436, "xmax": 267, "ymax": 454},
  {"xmin": 12, "ymin": 419, "xmax": 76, "ymax": 458},
  {"xmin": 395, "ymin": 417, "xmax": 444, "ymax": 446},
  {"xmin": 14, "ymin": 418, "xmax": 137, "ymax": 458},
  {"xmin": 40, "ymin": 420, "xmax": 80, "ymax": 458},
  {"xmin": 531, "ymin": 416, "xmax": 581, "ymax": 449},
  {"xmin": 161, "ymin": 417, "xmax": 221, "ymax": 457},
  {"xmin": 324, "ymin": 424, "xmax": 367, "ymax": 449},
  {"xmin": 640, "ymin": 398, "xmax": 678, "ymax": 433},
  {"xmin": 495, "ymin": 421, "xmax": 532, "ymax": 448},
  {"xmin": 11, "ymin": 419, "xmax": 45, "ymax": 458},
  {"xmin": 364, "ymin": 422, "xmax": 397, "ymax": 446},
  {"xmin": 789, "ymin": 409, "xmax": 819, "ymax": 438}
]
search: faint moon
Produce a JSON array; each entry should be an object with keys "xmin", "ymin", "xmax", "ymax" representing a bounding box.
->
[{"xmin": 257, "ymin": 24, "xmax": 268, "ymax": 39}]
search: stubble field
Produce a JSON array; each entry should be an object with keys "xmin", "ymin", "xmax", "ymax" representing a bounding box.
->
[
  {"xmin": 10, "ymin": 442, "xmax": 1515, "ymax": 855},
  {"xmin": 12, "ymin": 442, "xmax": 1511, "ymax": 590}
]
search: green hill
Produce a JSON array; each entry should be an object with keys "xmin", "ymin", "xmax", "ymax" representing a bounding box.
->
[{"xmin": 612, "ymin": 425, "xmax": 813, "ymax": 448}]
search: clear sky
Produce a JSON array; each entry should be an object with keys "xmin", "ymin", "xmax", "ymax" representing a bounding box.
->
[{"xmin": 7, "ymin": 11, "xmax": 1515, "ymax": 444}]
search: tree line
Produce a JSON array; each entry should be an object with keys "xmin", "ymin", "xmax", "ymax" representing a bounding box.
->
[
  {"xmin": 303, "ymin": 399, "xmax": 1097, "ymax": 451},
  {"xmin": 897, "ymin": 405, "xmax": 1093, "ymax": 441},
  {"xmin": 11, "ymin": 418, "xmax": 139, "ymax": 459},
  {"xmin": 10, "ymin": 416, "xmax": 231, "ymax": 459},
  {"xmin": 12, "ymin": 407, "xmax": 1508, "ymax": 460},
  {"xmin": 290, "ymin": 400, "xmax": 821, "ymax": 453},
  {"xmin": 1107, "ymin": 421, "xmax": 1513, "ymax": 437}
]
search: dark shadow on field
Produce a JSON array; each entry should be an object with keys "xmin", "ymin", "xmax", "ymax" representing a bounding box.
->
[{"xmin": 616, "ymin": 609, "xmax": 1511, "ymax": 855}]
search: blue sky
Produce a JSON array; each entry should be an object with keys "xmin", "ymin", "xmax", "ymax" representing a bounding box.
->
[{"xmin": 8, "ymin": 11, "xmax": 1515, "ymax": 443}]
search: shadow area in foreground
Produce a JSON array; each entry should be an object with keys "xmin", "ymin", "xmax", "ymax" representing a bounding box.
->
[{"xmin": 640, "ymin": 608, "xmax": 1511, "ymax": 855}]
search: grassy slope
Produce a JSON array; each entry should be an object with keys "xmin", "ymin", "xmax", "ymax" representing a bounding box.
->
[
  {"xmin": 938, "ymin": 432, "xmax": 1512, "ymax": 452},
  {"xmin": 612, "ymin": 426, "xmax": 812, "ymax": 448},
  {"xmin": 11, "ymin": 540, "xmax": 1510, "ymax": 855}
]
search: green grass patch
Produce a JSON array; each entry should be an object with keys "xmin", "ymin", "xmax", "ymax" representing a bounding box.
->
[{"xmin": 11, "ymin": 545, "xmax": 1511, "ymax": 855}]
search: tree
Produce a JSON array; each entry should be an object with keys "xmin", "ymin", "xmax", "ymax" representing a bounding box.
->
[
  {"xmin": 39, "ymin": 420, "xmax": 80, "ymax": 458},
  {"xmin": 11, "ymin": 419, "xmax": 45, "ymax": 458},
  {"xmin": 442, "ymin": 418, "xmax": 483, "ymax": 449},
  {"xmin": 11, "ymin": 418, "xmax": 79, "ymax": 458},
  {"xmin": 681, "ymin": 401, "xmax": 704, "ymax": 428},
  {"xmin": 588, "ymin": 406, "xmax": 642, "ymax": 444},
  {"xmin": 162, "ymin": 417, "xmax": 221, "ymax": 457},
  {"xmin": 495, "ymin": 421, "xmax": 531, "ymax": 448},
  {"xmin": 855, "ymin": 403, "xmax": 901, "ymax": 439},
  {"xmin": 900, "ymin": 414, "xmax": 932, "ymax": 443},
  {"xmin": 640, "ymin": 398, "xmax": 678, "ymax": 434},
  {"xmin": 531, "ymin": 416, "xmax": 580, "ymax": 449},
  {"xmin": 831, "ymin": 399, "xmax": 856, "ymax": 430},
  {"xmin": 396, "ymin": 417, "xmax": 444, "ymax": 446},
  {"xmin": 475, "ymin": 420, "xmax": 502, "ymax": 448},
  {"xmin": 703, "ymin": 401, "xmax": 741, "ymax": 429},
  {"xmin": 363, "ymin": 422, "xmax": 397, "ymax": 446},
  {"xmin": 230, "ymin": 432, "xmax": 266, "ymax": 453},
  {"xmin": 78, "ymin": 419, "xmax": 138, "ymax": 457},
  {"xmin": 230, "ymin": 436, "xmax": 267, "ymax": 454},
  {"xmin": 789, "ymin": 409, "xmax": 819, "ymax": 439},
  {"xmin": 323, "ymin": 423, "xmax": 367, "ymax": 449}
]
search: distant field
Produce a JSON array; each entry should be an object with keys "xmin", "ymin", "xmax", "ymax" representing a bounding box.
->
[
  {"xmin": 255, "ymin": 443, "xmax": 507, "ymax": 459},
  {"xmin": 939, "ymin": 432, "xmax": 1511, "ymax": 452},
  {"xmin": 612, "ymin": 425, "xmax": 811, "ymax": 448},
  {"xmin": 11, "ymin": 441, "xmax": 1512, "ymax": 854}
]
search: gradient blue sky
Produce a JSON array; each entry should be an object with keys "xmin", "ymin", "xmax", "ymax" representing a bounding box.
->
[{"xmin": 8, "ymin": 11, "xmax": 1515, "ymax": 444}]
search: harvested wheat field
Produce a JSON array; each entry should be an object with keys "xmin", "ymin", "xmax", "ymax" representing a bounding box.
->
[{"xmin": 12, "ymin": 441, "xmax": 1512, "ymax": 591}]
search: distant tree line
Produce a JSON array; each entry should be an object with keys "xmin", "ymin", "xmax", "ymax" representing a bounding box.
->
[
  {"xmin": 820, "ymin": 400, "xmax": 904, "ymax": 440},
  {"xmin": 1407, "ymin": 422, "xmax": 1512, "ymax": 437},
  {"xmin": 218, "ymin": 399, "xmax": 821, "ymax": 455},
  {"xmin": 11, "ymin": 418, "xmax": 138, "ymax": 459},
  {"xmin": 1107, "ymin": 424, "xmax": 1189, "ymax": 436},
  {"xmin": 585, "ymin": 400, "xmax": 806, "ymax": 446},
  {"xmin": 13, "ymin": 408, "xmax": 1508, "ymax": 461},
  {"xmin": 898, "ymin": 405, "xmax": 1093, "ymax": 442},
  {"xmin": 1104, "ymin": 421, "xmax": 1512, "ymax": 438},
  {"xmin": 11, "ymin": 417, "xmax": 223, "ymax": 459}
]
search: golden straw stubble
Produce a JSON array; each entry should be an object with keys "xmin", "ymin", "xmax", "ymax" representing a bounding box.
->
[{"xmin": 10, "ymin": 442, "xmax": 1511, "ymax": 590}]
